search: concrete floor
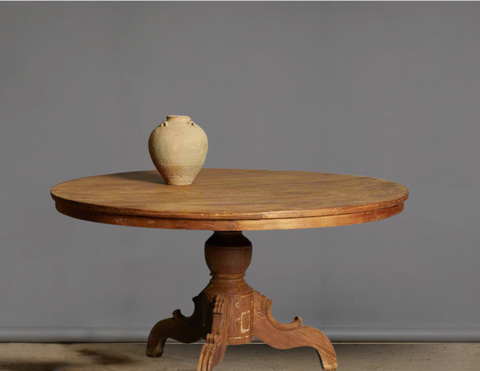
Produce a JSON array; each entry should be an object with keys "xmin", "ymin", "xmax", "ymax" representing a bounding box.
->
[{"xmin": 0, "ymin": 343, "xmax": 478, "ymax": 371}]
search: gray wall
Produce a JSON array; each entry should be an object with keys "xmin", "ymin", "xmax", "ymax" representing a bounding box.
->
[{"xmin": 1, "ymin": 3, "xmax": 479, "ymax": 342}]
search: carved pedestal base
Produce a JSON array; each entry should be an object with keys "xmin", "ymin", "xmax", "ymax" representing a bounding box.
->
[{"xmin": 146, "ymin": 232, "xmax": 337, "ymax": 371}]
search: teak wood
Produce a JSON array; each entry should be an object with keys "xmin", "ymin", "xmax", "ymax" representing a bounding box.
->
[
  {"xmin": 51, "ymin": 169, "xmax": 408, "ymax": 371},
  {"xmin": 146, "ymin": 232, "xmax": 337, "ymax": 371},
  {"xmin": 51, "ymin": 169, "xmax": 408, "ymax": 231}
]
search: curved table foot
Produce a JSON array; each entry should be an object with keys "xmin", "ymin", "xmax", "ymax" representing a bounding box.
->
[
  {"xmin": 254, "ymin": 291, "xmax": 337, "ymax": 371},
  {"xmin": 146, "ymin": 296, "xmax": 204, "ymax": 357},
  {"xmin": 197, "ymin": 295, "xmax": 228, "ymax": 371},
  {"xmin": 146, "ymin": 233, "xmax": 337, "ymax": 370}
]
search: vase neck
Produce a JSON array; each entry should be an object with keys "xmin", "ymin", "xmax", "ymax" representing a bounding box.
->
[{"xmin": 166, "ymin": 115, "xmax": 190, "ymax": 122}]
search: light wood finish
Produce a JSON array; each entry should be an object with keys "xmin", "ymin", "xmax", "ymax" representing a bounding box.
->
[
  {"xmin": 51, "ymin": 169, "xmax": 408, "ymax": 371},
  {"xmin": 51, "ymin": 169, "xmax": 408, "ymax": 231},
  {"xmin": 255, "ymin": 292, "xmax": 336, "ymax": 371},
  {"xmin": 146, "ymin": 296, "xmax": 204, "ymax": 357},
  {"xmin": 146, "ymin": 232, "xmax": 337, "ymax": 371}
]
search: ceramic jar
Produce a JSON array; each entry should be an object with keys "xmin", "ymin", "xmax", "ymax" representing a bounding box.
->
[{"xmin": 148, "ymin": 115, "xmax": 208, "ymax": 185}]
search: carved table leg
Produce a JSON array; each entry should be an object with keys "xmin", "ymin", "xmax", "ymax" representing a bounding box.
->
[
  {"xmin": 197, "ymin": 296, "xmax": 228, "ymax": 371},
  {"xmin": 254, "ymin": 291, "xmax": 337, "ymax": 371},
  {"xmin": 146, "ymin": 295, "xmax": 205, "ymax": 357},
  {"xmin": 146, "ymin": 231, "xmax": 337, "ymax": 371}
]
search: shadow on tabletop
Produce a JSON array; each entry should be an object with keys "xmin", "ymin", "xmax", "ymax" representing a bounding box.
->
[{"xmin": 106, "ymin": 171, "xmax": 166, "ymax": 185}]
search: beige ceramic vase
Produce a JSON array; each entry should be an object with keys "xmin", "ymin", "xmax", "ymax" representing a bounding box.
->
[{"xmin": 148, "ymin": 115, "xmax": 208, "ymax": 185}]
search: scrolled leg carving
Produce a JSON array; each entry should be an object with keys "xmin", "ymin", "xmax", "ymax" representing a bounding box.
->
[
  {"xmin": 146, "ymin": 296, "xmax": 205, "ymax": 357},
  {"xmin": 254, "ymin": 291, "xmax": 337, "ymax": 371},
  {"xmin": 197, "ymin": 295, "xmax": 228, "ymax": 371}
]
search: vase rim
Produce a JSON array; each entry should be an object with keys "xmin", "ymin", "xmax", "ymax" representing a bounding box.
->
[{"xmin": 166, "ymin": 115, "xmax": 190, "ymax": 120}]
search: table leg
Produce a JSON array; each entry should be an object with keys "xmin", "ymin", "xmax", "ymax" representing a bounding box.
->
[
  {"xmin": 254, "ymin": 291, "xmax": 337, "ymax": 371},
  {"xmin": 198, "ymin": 295, "xmax": 228, "ymax": 371},
  {"xmin": 146, "ymin": 231, "xmax": 337, "ymax": 371},
  {"xmin": 146, "ymin": 295, "xmax": 205, "ymax": 357}
]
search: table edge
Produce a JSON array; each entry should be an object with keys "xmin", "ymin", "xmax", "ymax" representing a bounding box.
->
[
  {"xmin": 54, "ymin": 201, "xmax": 405, "ymax": 231},
  {"xmin": 50, "ymin": 191, "xmax": 409, "ymax": 221}
]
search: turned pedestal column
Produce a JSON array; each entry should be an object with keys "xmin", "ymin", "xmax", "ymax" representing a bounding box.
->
[{"xmin": 146, "ymin": 232, "xmax": 337, "ymax": 371}]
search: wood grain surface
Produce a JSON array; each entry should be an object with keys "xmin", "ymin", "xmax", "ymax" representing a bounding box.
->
[
  {"xmin": 51, "ymin": 169, "xmax": 408, "ymax": 231},
  {"xmin": 146, "ymin": 232, "xmax": 338, "ymax": 371}
]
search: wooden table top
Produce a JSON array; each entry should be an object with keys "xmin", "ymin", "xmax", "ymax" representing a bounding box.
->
[{"xmin": 51, "ymin": 169, "xmax": 408, "ymax": 231}]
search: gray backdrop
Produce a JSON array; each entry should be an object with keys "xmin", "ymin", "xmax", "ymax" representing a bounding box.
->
[{"xmin": 1, "ymin": 3, "xmax": 479, "ymax": 342}]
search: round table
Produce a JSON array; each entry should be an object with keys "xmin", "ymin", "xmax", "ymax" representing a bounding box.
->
[{"xmin": 51, "ymin": 169, "xmax": 408, "ymax": 371}]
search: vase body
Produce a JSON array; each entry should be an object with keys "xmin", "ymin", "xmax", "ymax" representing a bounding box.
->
[{"xmin": 148, "ymin": 115, "xmax": 208, "ymax": 185}]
